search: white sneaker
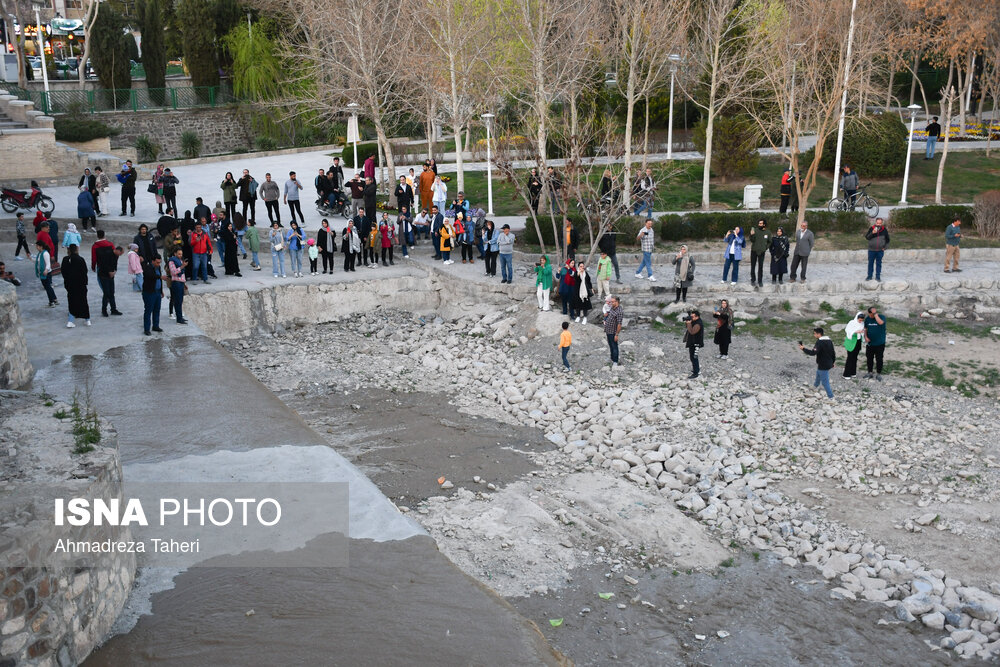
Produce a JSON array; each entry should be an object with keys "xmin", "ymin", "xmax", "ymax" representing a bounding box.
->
[
  {"xmin": 648, "ymin": 276, "xmax": 656, "ymax": 282},
  {"xmin": 721, "ymin": 355, "xmax": 728, "ymax": 360},
  {"xmin": 13, "ymin": 256, "xmax": 23, "ymax": 261},
  {"xmin": 281, "ymin": 274, "xmax": 287, "ymax": 278},
  {"xmin": 634, "ymin": 273, "xmax": 642, "ymax": 279},
  {"xmin": 720, "ymin": 280, "xmax": 726, "ymax": 284},
  {"xmin": 582, "ymin": 317, "xmax": 587, "ymax": 325},
  {"xmin": 66, "ymin": 321, "xmax": 75, "ymax": 328},
  {"xmin": 574, "ymin": 317, "xmax": 580, "ymax": 323},
  {"xmin": 85, "ymin": 320, "xmax": 91, "ymax": 326},
  {"xmin": 731, "ymin": 281, "xmax": 737, "ymax": 286}
]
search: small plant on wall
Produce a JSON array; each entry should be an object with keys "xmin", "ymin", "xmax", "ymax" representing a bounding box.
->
[
  {"xmin": 180, "ymin": 130, "xmax": 202, "ymax": 159},
  {"xmin": 135, "ymin": 135, "xmax": 160, "ymax": 162}
]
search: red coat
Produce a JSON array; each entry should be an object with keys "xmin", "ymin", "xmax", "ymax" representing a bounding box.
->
[
  {"xmin": 36, "ymin": 230, "xmax": 54, "ymax": 257},
  {"xmin": 379, "ymin": 222, "xmax": 393, "ymax": 248}
]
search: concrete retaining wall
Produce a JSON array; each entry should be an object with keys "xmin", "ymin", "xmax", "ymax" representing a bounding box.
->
[
  {"xmin": 0, "ymin": 402, "xmax": 135, "ymax": 666},
  {"xmin": 109, "ymin": 108, "xmax": 252, "ymax": 161},
  {"xmin": 0, "ymin": 281, "xmax": 32, "ymax": 389}
]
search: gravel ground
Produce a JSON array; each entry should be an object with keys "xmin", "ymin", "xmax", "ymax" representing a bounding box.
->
[{"xmin": 224, "ymin": 302, "xmax": 1000, "ymax": 663}]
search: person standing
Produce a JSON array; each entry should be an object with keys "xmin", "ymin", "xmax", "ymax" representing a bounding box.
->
[
  {"xmin": 779, "ymin": 167, "xmax": 793, "ymax": 215},
  {"xmin": 237, "ymin": 169, "xmax": 257, "ymax": 223},
  {"xmin": 865, "ymin": 217, "xmax": 890, "ymax": 282},
  {"xmin": 454, "ymin": 211, "xmax": 474, "ymax": 264},
  {"xmin": 604, "ymin": 296, "xmax": 623, "ymax": 368},
  {"xmin": 94, "ymin": 166, "xmax": 110, "ymax": 217},
  {"xmin": 362, "ymin": 176, "xmax": 378, "ymax": 231},
  {"xmin": 127, "ymin": 243, "xmax": 143, "ymax": 291},
  {"xmin": 769, "ymin": 226, "xmax": 789, "ymax": 284},
  {"xmin": 419, "ymin": 163, "xmax": 436, "ymax": 212},
  {"xmin": 789, "ymin": 220, "xmax": 814, "ymax": 282},
  {"xmin": 141, "ymin": 254, "xmax": 164, "ymax": 335},
  {"xmin": 317, "ymin": 219, "xmax": 337, "ymax": 273},
  {"xmin": 671, "ymin": 245, "xmax": 695, "ymax": 303},
  {"xmin": 840, "ymin": 165, "xmax": 859, "ymax": 210},
  {"xmin": 924, "ymin": 116, "xmax": 941, "ymax": 160},
  {"xmin": 863, "ymin": 305, "xmax": 886, "ymax": 381},
  {"xmin": 944, "ymin": 217, "xmax": 962, "ymax": 273},
  {"xmin": 95, "ymin": 243, "xmax": 123, "ymax": 317},
  {"xmin": 431, "ymin": 205, "xmax": 444, "ymax": 260},
  {"xmin": 633, "ymin": 168, "xmax": 656, "ymax": 220},
  {"xmin": 117, "ymin": 161, "xmax": 137, "ymax": 217},
  {"xmin": 498, "ymin": 224, "xmax": 515, "ymax": 284},
  {"xmin": 341, "ymin": 219, "xmax": 361, "ymax": 272},
  {"xmin": 151, "ymin": 164, "xmax": 165, "ymax": 214},
  {"xmin": 286, "ymin": 221, "xmax": 305, "ymax": 277},
  {"xmin": 481, "ymin": 220, "xmax": 498, "ymax": 276},
  {"xmin": 167, "ymin": 248, "xmax": 188, "ymax": 324},
  {"xmin": 535, "ymin": 255, "xmax": 553, "ymax": 311},
  {"xmin": 78, "ymin": 168, "xmax": 98, "ymax": 222},
  {"xmin": 133, "ymin": 224, "xmax": 157, "ymax": 264},
  {"xmin": 60, "ymin": 244, "xmax": 90, "ymax": 328},
  {"xmin": 598, "ymin": 223, "xmax": 621, "ymax": 283},
  {"xmin": 394, "ymin": 175, "xmax": 414, "ymax": 214},
  {"xmin": 748, "ymin": 218, "xmax": 769, "ymax": 288},
  {"xmin": 193, "ymin": 197, "xmax": 212, "ymax": 226},
  {"xmin": 160, "ymin": 168, "xmax": 179, "ymax": 216},
  {"xmin": 713, "ymin": 299, "xmax": 734, "ymax": 359},
  {"xmin": 189, "ymin": 222, "xmax": 212, "ymax": 283},
  {"xmin": 219, "ymin": 220, "xmax": 242, "ymax": 276},
  {"xmin": 397, "ymin": 209, "xmax": 413, "ymax": 258},
  {"xmin": 527, "ymin": 168, "xmax": 543, "ymax": 214},
  {"xmin": 62, "ymin": 223, "xmax": 82, "ymax": 253},
  {"xmin": 34, "ymin": 240, "xmax": 58, "ymax": 307},
  {"xmin": 77, "ymin": 188, "xmax": 96, "ymax": 232},
  {"xmin": 363, "ymin": 154, "xmax": 375, "ymax": 182},
  {"xmin": 596, "ymin": 250, "xmax": 613, "ymax": 299},
  {"xmin": 259, "ymin": 173, "xmax": 281, "ymax": 224},
  {"xmin": 799, "ymin": 327, "xmax": 835, "ymax": 398},
  {"xmin": 348, "ymin": 173, "xmax": 366, "ymax": 218},
  {"xmin": 557, "ymin": 259, "xmax": 577, "ymax": 317},
  {"xmin": 572, "ymin": 261, "xmax": 594, "ymax": 324},
  {"xmin": 284, "ymin": 171, "xmax": 304, "ymax": 224},
  {"xmin": 244, "ymin": 220, "xmax": 261, "ymax": 271},
  {"xmin": 635, "ymin": 219, "xmax": 656, "ymax": 281},
  {"xmin": 378, "ymin": 214, "xmax": 395, "ymax": 266},
  {"xmin": 431, "ymin": 174, "xmax": 447, "ymax": 214},
  {"xmin": 559, "ymin": 321, "xmax": 572, "ymax": 371},
  {"xmin": 563, "ymin": 218, "xmax": 578, "ymax": 260},
  {"xmin": 683, "ymin": 309, "xmax": 703, "ymax": 379},
  {"xmin": 439, "ymin": 218, "xmax": 454, "ymax": 264},
  {"xmin": 721, "ymin": 227, "xmax": 745, "ymax": 285},
  {"xmin": 546, "ymin": 166, "xmax": 563, "ymax": 214},
  {"xmin": 13, "ymin": 212, "xmax": 31, "ymax": 260},
  {"xmin": 842, "ymin": 311, "xmax": 865, "ymax": 379},
  {"xmin": 36, "ymin": 220, "xmax": 56, "ymax": 263},
  {"xmin": 269, "ymin": 221, "xmax": 287, "ymax": 278}
]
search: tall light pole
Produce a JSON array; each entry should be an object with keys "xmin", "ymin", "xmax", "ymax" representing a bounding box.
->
[
  {"xmin": 347, "ymin": 102, "xmax": 360, "ymax": 169},
  {"xmin": 899, "ymin": 104, "xmax": 922, "ymax": 205},
  {"xmin": 832, "ymin": 0, "xmax": 858, "ymax": 200},
  {"xmin": 666, "ymin": 53, "xmax": 681, "ymax": 161},
  {"xmin": 32, "ymin": 1, "xmax": 49, "ymax": 107},
  {"xmin": 481, "ymin": 112, "xmax": 495, "ymax": 216}
]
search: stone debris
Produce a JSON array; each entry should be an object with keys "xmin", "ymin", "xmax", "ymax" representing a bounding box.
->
[{"xmin": 226, "ymin": 306, "xmax": 1000, "ymax": 662}]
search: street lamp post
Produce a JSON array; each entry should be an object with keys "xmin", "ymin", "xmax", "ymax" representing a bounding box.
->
[
  {"xmin": 32, "ymin": 1, "xmax": 49, "ymax": 107},
  {"xmin": 899, "ymin": 104, "xmax": 922, "ymax": 205},
  {"xmin": 667, "ymin": 53, "xmax": 681, "ymax": 161},
  {"xmin": 347, "ymin": 102, "xmax": 360, "ymax": 169},
  {"xmin": 481, "ymin": 112, "xmax": 495, "ymax": 216},
  {"xmin": 832, "ymin": 0, "xmax": 858, "ymax": 200}
]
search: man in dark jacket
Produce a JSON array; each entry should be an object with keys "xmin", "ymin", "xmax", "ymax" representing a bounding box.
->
[
  {"xmin": 527, "ymin": 168, "xmax": 543, "ymax": 213},
  {"xmin": 327, "ymin": 157, "xmax": 344, "ymax": 191},
  {"xmin": 362, "ymin": 177, "xmax": 377, "ymax": 229},
  {"xmin": 394, "ymin": 176, "xmax": 413, "ymax": 214},
  {"xmin": 356, "ymin": 208, "xmax": 372, "ymax": 267},
  {"xmin": 117, "ymin": 161, "xmax": 137, "ymax": 216},
  {"xmin": 95, "ymin": 244, "xmax": 124, "ymax": 317},
  {"xmin": 597, "ymin": 223, "xmax": 620, "ymax": 282},
  {"xmin": 748, "ymin": 218, "xmax": 769, "ymax": 288},
  {"xmin": 193, "ymin": 197, "xmax": 212, "ymax": 226},
  {"xmin": 348, "ymin": 173, "xmax": 366, "ymax": 218},
  {"xmin": 431, "ymin": 205, "xmax": 444, "ymax": 259},
  {"xmin": 864, "ymin": 217, "xmax": 890, "ymax": 281},
  {"xmin": 237, "ymin": 169, "xmax": 257, "ymax": 222},
  {"xmin": 141, "ymin": 254, "xmax": 164, "ymax": 335},
  {"xmin": 133, "ymin": 224, "xmax": 157, "ymax": 264},
  {"xmin": 160, "ymin": 168, "xmax": 179, "ymax": 215},
  {"xmin": 156, "ymin": 209, "xmax": 178, "ymax": 240},
  {"xmin": 800, "ymin": 327, "xmax": 835, "ymax": 398}
]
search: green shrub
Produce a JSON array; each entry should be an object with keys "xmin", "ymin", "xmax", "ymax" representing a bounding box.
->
[
  {"xmin": 658, "ymin": 211, "xmax": 867, "ymax": 242},
  {"xmin": 255, "ymin": 135, "xmax": 278, "ymax": 152},
  {"xmin": 889, "ymin": 205, "xmax": 973, "ymax": 231},
  {"xmin": 814, "ymin": 114, "xmax": 908, "ymax": 179},
  {"xmin": 692, "ymin": 114, "xmax": 761, "ymax": 181},
  {"xmin": 180, "ymin": 130, "xmax": 202, "ymax": 158},
  {"xmin": 521, "ymin": 214, "xmax": 647, "ymax": 251},
  {"xmin": 53, "ymin": 117, "xmax": 118, "ymax": 143},
  {"xmin": 135, "ymin": 135, "xmax": 160, "ymax": 162},
  {"xmin": 341, "ymin": 141, "xmax": 379, "ymax": 169}
]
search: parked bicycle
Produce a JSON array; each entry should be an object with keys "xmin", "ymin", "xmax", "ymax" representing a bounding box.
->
[{"xmin": 828, "ymin": 182, "xmax": 879, "ymax": 217}]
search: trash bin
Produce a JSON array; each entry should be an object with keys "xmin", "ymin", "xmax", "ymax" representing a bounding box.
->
[{"xmin": 743, "ymin": 184, "xmax": 763, "ymax": 210}]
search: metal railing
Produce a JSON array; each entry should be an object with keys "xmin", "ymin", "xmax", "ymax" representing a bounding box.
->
[{"xmin": 0, "ymin": 82, "xmax": 236, "ymax": 115}]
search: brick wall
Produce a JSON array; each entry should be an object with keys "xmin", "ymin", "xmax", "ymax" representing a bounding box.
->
[{"xmin": 108, "ymin": 108, "xmax": 253, "ymax": 160}]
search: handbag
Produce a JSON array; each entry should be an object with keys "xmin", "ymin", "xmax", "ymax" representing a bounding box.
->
[
  {"xmin": 48, "ymin": 265, "xmax": 61, "ymax": 276},
  {"xmin": 146, "ymin": 183, "xmax": 157, "ymax": 194},
  {"xmin": 272, "ymin": 243, "xmax": 284, "ymax": 252},
  {"xmin": 844, "ymin": 336, "xmax": 858, "ymax": 352}
]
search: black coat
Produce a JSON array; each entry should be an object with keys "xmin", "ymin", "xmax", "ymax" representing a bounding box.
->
[
  {"xmin": 362, "ymin": 182, "xmax": 377, "ymax": 211},
  {"xmin": 141, "ymin": 263, "xmax": 162, "ymax": 294},
  {"xmin": 394, "ymin": 184, "xmax": 413, "ymax": 212},
  {"xmin": 133, "ymin": 232, "xmax": 157, "ymax": 263},
  {"xmin": 317, "ymin": 227, "xmax": 337, "ymax": 254},
  {"xmin": 193, "ymin": 203, "xmax": 212, "ymax": 225},
  {"xmin": 61, "ymin": 254, "xmax": 90, "ymax": 319},
  {"xmin": 769, "ymin": 235, "xmax": 789, "ymax": 275},
  {"xmin": 598, "ymin": 231, "xmax": 617, "ymax": 255},
  {"xmin": 570, "ymin": 270, "xmax": 594, "ymax": 313},
  {"xmin": 804, "ymin": 337, "xmax": 836, "ymax": 370}
]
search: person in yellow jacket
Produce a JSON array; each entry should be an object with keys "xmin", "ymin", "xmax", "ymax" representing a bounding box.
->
[
  {"xmin": 559, "ymin": 321, "xmax": 572, "ymax": 371},
  {"xmin": 367, "ymin": 225, "xmax": 380, "ymax": 269},
  {"xmin": 440, "ymin": 219, "xmax": 454, "ymax": 265}
]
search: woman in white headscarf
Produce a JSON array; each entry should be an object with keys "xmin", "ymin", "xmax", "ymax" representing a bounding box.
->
[{"xmin": 843, "ymin": 311, "xmax": 865, "ymax": 379}]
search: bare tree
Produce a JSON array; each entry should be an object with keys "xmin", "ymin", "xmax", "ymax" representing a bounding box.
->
[
  {"xmin": 935, "ymin": 71, "xmax": 956, "ymax": 204},
  {"xmin": 607, "ymin": 0, "xmax": 688, "ymax": 207},
  {"xmin": 78, "ymin": 0, "xmax": 101, "ymax": 85},
  {"xmin": 0, "ymin": 0, "xmax": 33, "ymax": 88},
  {"xmin": 981, "ymin": 36, "xmax": 1000, "ymax": 156},
  {"xmin": 741, "ymin": 0, "xmax": 887, "ymax": 224},
  {"xmin": 676, "ymin": 0, "xmax": 762, "ymax": 211}
]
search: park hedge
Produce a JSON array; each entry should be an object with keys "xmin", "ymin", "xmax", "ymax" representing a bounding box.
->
[
  {"xmin": 888, "ymin": 205, "xmax": 972, "ymax": 230},
  {"xmin": 521, "ymin": 215, "xmax": 646, "ymax": 248},
  {"xmin": 53, "ymin": 117, "xmax": 118, "ymax": 143},
  {"xmin": 340, "ymin": 141, "xmax": 380, "ymax": 169},
  {"xmin": 658, "ymin": 211, "xmax": 867, "ymax": 242}
]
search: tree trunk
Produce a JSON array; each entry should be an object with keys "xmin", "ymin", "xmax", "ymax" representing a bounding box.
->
[
  {"xmin": 371, "ymin": 111, "xmax": 397, "ymax": 200},
  {"xmin": 909, "ymin": 51, "xmax": 920, "ymax": 106},
  {"xmin": 426, "ymin": 98, "xmax": 434, "ymax": 160},
  {"xmin": 78, "ymin": 0, "xmax": 99, "ymax": 86},
  {"xmin": 702, "ymin": 44, "xmax": 720, "ymax": 211},
  {"xmin": 885, "ymin": 64, "xmax": 895, "ymax": 110},
  {"xmin": 622, "ymin": 68, "xmax": 635, "ymax": 207},
  {"xmin": 642, "ymin": 93, "xmax": 650, "ymax": 170},
  {"xmin": 3, "ymin": 14, "xmax": 26, "ymax": 88},
  {"xmin": 935, "ymin": 84, "xmax": 954, "ymax": 205},
  {"xmin": 448, "ymin": 51, "xmax": 464, "ymax": 193}
]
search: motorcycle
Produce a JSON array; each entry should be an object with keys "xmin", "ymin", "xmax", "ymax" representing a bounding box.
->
[
  {"xmin": 315, "ymin": 189, "xmax": 351, "ymax": 220},
  {"xmin": 1, "ymin": 181, "xmax": 56, "ymax": 214}
]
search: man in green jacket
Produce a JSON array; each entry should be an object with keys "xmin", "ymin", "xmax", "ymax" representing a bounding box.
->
[{"xmin": 748, "ymin": 218, "xmax": 769, "ymax": 288}]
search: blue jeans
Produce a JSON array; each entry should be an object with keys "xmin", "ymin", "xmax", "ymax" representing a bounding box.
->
[
  {"xmin": 289, "ymin": 249, "xmax": 303, "ymax": 274},
  {"xmin": 132, "ymin": 273, "xmax": 143, "ymax": 291},
  {"xmin": 217, "ymin": 238, "xmax": 226, "ymax": 265},
  {"xmin": 251, "ymin": 250, "xmax": 259, "ymax": 267},
  {"xmin": 925, "ymin": 136, "xmax": 937, "ymax": 159},
  {"xmin": 560, "ymin": 289, "xmax": 576, "ymax": 317},
  {"xmin": 192, "ymin": 254, "xmax": 207, "ymax": 281},
  {"xmin": 561, "ymin": 346, "xmax": 570, "ymax": 369},
  {"xmin": 634, "ymin": 200, "xmax": 653, "ymax": 219},
  {"xmin": 442, "ymin": 249, "xmax": 450, "ymax": 261},
  {"xmin": 170, "ymin": 281, "xmax": 185, "ymax": 322},
  {"xmin": 606, "ymin": 333, "xmax": 619, "ymax": 364},
  {"xmin": 271, "ymin": 249, "xmax": 286, "ymax": 276},
  {"xmin": 237, "ymin": 231, "xmax": 246, "ymax": 254},
  {"xmin": 500, "ymin": 253, "xmax": 513, "ymax": 282},
  {"xmin": 636, "ymin": 251, "xmax": 653, "ymax": 277},
  {"xmin": 476, "ymin": 238, "xmax": 485, "ymax": 259},
  {"xmin": 866, "ymin": 250, "xmax": 883, "ymax": 280},
  {"xmin": 142, "ymin": 291, "xmax": 161, "ymax": 332},
  {"xmin": 723, "ymin": 256, "xmax": 740, "ymax": 282},
  {"xmin": 814, "ymin": 369, "xmax": 833, "ymax": 398}
]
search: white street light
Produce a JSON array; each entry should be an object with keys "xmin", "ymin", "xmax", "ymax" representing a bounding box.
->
[
  {"xmin": 481, "ymin": 112, "xmax": 495, "ymax": 216},
  {"xmin": 31, "ymin": 0, "xmax": 49, "ymax": 108},
  {"xmin": 346, "ymin": 102, "xmax": 360, "ymax": 169},
  {"xmin": 832, "ymin": 0, "xmax": 858, "ymax": 200},
  {"xmin": 667, "ymin": 53, "xmax": 681, "ymax": 161},
  {"xmin": 899, "ymin": 104, "xmax": 922, "ymax": 205}
]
